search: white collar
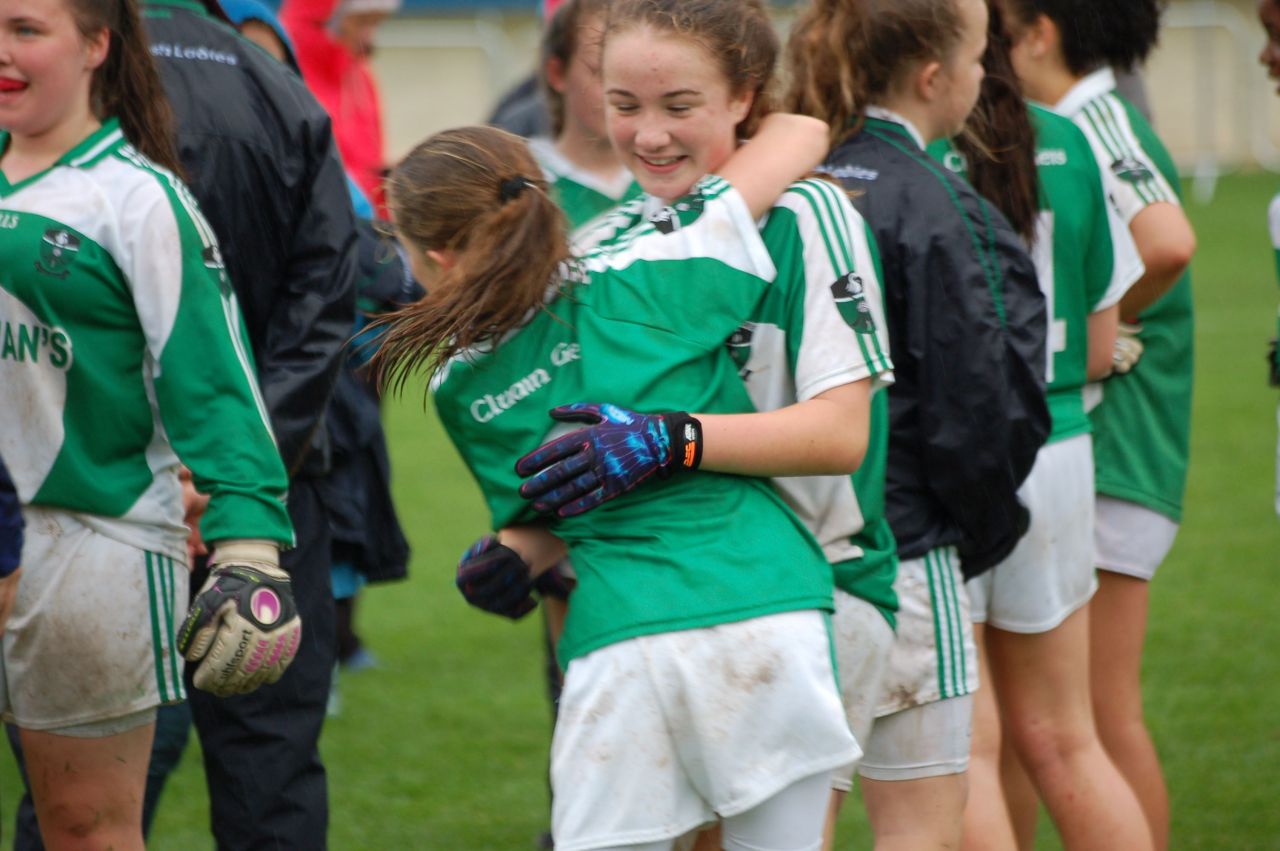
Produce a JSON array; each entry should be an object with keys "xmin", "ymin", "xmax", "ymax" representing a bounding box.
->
[
  {"xmin": 1053, "ymin": 67, "xmax": 1117, "ymax": 118},
  {"xmin": 526, "ymin": 136, "xmax": 636, "ymax": 201},
  {"xmin": 864, "ymin": 106, "xmax": 927, "ymax": 150}
]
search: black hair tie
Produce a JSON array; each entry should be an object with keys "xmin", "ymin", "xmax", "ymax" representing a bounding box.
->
[{"xmin": 499, "ymin": 176, "xmax": 530, "ymax": 202}]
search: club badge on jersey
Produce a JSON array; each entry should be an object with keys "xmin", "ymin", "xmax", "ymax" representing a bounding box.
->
[{"xmin": 37, "ymin": 229, "xmax": 81, "ymax": 279}]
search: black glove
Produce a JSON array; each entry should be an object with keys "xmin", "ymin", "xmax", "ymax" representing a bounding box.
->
[{"xmin": 455, "ymin": 536, "xmax": 537, "ymax": 620}]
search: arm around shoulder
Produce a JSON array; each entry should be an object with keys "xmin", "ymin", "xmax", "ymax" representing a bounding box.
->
[{"xmin": 717, "ymin": 113, "xmax": 830, "ymax": 220}]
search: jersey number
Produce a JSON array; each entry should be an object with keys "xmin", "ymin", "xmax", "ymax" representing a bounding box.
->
[{"xmin": 1032, "ymin": 211, "xmax": 1067, "ymax": 385}]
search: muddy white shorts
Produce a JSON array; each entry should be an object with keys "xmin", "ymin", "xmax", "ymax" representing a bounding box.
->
[
  {"xmin": 968, "ymin": 435, "xmax": 1098, "ymax": 633},
  {"xmin": 1, "ymin": 508, "xmax": 188, "ymax": 734},
  {"xmin": 550, "ymin": 610, "xmax": 859, "ymax": 851},
  {"xmin": 1093, "ymin": 495, "xmax": 1179, "ymax": 581},
  {"xmin": 873, "ymin": 547, "xmax": 976, "ymax": 718},
  {"xmin": 829, "ymin": 590, "xmax": 895, "ymax": 792}
]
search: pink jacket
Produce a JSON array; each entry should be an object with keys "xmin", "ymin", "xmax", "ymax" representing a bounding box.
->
[{"xmin": 281, "ymin": 0, "xmax": 387, "ymax": 214}]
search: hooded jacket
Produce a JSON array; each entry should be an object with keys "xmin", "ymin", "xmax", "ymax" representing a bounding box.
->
[
  {"xmin": 143, "ymin": 0, "xmax": 358, "ymax": 479},
  {"xmin": 281, "ymin": 0, "xmax": 390, "ymax": 213},
  {"xmin": 826, "ymin": 116, "xmax": 1050, "ymax": 577}
]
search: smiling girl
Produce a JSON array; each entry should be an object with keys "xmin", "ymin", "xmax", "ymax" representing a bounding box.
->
[{"xmin": 0, "ymin": 0, "xmax": 295, "ymax": 845}]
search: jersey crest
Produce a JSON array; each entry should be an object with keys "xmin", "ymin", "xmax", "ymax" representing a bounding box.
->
[
  {"xmin": 649, "ymin": 192, "xmax": 706, "ymax": 235},
  {"xmin": 830, "ymin": 270, "xmax": 876, "ymax": 333},
  {"xmin": 1110, "ymin": 156, "xmax": 1154, "ymax": 185},
  {"xmin": 726, "ymin": 322, "xmax": 755, "ymax": 376},
  {"xmin": 37, "ymin": 229, "xmax": 81, "ymax": 279}
]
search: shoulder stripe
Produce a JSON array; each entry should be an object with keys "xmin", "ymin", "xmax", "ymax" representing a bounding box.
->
[
  {"xmin": 1096, "ymin": 95, "xmax": 1175, "ymax": 204},
  {"xmin": 70, "ymin": 127, "xmax": 125, "ymax": 168}
]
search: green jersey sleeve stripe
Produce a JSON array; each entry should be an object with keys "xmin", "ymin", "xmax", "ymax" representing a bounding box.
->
[
  {"xmin": 1097, "ymin": 95, "xmax": 1176, "ymax": 204},
  {"xmin": 786, "ymin": 182, "xmax": 883, "ymax": 375},
  {"xmin": 119, "ymin": 148, "xmax": 277, "ymax": 442}
]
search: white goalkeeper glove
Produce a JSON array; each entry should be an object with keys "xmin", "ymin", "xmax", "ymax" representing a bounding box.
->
[
  {"xmin": 177, "ymin": 540, "xmax": 302, "ymax": 697},
  {"xmin": 1112, "ymin": 322, "xmax": 1145, "ymax": 375}
]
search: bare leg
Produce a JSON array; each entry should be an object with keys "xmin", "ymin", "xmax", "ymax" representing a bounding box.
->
[
  {"xmin": 960, "ymin": 625, "xmax": 1017, "ymax": 851},
  {"xmin": 22, "ymin": 722, "xmax": 153, "ymax": 851},
  {"xmin": 821, "ymin": 789, "xmax": 846, "ymax": 851},
  {"xmin": 863, "ymin": 773, "xmax": 967, "ymax": 851},
  {"xmin": 690, "ymin": 825, "xmax": 720, "ymax": 851},
  {"xmin": 1089, "ymin": 572, "xmax": 1168, "ymax": 851},
  {"xmin": 998, "ymin": 730, "xmax": 1037, "ymax": 850},
  {"xmin": 987, "ymin": 608, "xmax": 1153, "ymax": 851}
]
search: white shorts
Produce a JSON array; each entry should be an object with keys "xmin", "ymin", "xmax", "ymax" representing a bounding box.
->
[
  {"xmin": 968, "ymin": 436, "xmax": 1098, "ymax": 633},
  {"xmin": 829, "ymin": 590, "xmax": 895, "ymax": 792},
  {"xmin": 1, "ymin": 508, "xmax": 188, "ymax": 733},
  {"xmin": 873, "ymin": 547, "xmax": 977, "ymax": 718},
  {"xmin": 550, "ymin": 610, "xmax": 859, "ymax": 851},
  {"xmin": 859, "ymin": 695, "xmax": 974, "ymax": 781},
  {"xmin": 1093, "ymin": 495, "xmax": 1179, "ymax": 581}
]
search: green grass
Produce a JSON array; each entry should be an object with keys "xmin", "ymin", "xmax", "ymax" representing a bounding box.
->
[{"xmin": 4, "ymin": 173, "xmax": 1278, "ymax": 849}]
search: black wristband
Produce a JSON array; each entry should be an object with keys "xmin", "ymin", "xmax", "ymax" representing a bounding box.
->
[{"xmin": 663, "ymin": 412, "xmax": 703, "ymax": 473}]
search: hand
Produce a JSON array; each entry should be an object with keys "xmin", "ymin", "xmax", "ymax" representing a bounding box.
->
[
  {"xmin": 180, "ymin": 467, "xmax": 210, "ymax": 566},
  {"xmin": 177, "ymin": 541, "xmax": 301, "ymax": 696},
  {"xmin": 1111, "ymin": 322, "xmax": 1144, "ymax": 375},
  {"xmin": 456, "ymin": 535, "xmax": 537, "ymax": 619},
  {"xmin": 515, "ymin": 403, "xmax": 702, "ymax": 518},
  {"xmin": 0, "ymin": 567, "xmax": 20, "ymax": 637}
]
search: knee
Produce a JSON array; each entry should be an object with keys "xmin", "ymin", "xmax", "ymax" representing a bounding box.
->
[
  {"xmin": 1010, "ymin": 721, "xmax": 1096, "ymax": 773},
  {"xmin": 39, "ymin": 799, "xmax": 137, "ymax": 848}
]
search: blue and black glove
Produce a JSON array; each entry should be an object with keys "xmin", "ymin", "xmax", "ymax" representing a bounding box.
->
[{"xmin": 516, "ymin": 403, "xmax": 703, "ymax": 518}]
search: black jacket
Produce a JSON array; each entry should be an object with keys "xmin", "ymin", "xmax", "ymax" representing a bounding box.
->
[
  {"xmin": 826, "ymin": 117, "xmax": 1050, "ymax": 577},
  {"xmin": 144, "ymin": 0, "xmax": 358, "ymax": 478}
]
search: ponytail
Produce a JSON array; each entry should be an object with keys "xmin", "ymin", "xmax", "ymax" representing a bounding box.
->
[
  {"xmin": 370, "ymin": 127, "xmax": 571, "ymax": 396},
  {"xmin": 786, "ymin": 0, "xmax": 964, "ymax": 147},
  {"xmin": 953, "ymin": 0, "xmax": 1039, "ymax": 242},
  {"xmin": 73, "ymin": 0, "xmax": 185, "ymax": 177}
]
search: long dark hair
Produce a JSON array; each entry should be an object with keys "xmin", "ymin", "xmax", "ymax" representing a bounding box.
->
[
  {"xmin": 370, "ymin": 127, "xmax": 571, "ymax": 395},
  {"xmin": 954, "ymin": 0, "xmax": 1039, "ymax": 242},
  {"xmin": 71, "ymin": 0, "xmax": 184, "ymax": 176},
  {"xmin": 604, "ymin": 0, "xmax": 779, "ymax": 138},
  {"xmin": 1003, "ymin": 0, "xmax": 1164, "ymax": 74},
  {"xmin": 786, "ymin": 0, "xmax": 965, "ymax": 146}
]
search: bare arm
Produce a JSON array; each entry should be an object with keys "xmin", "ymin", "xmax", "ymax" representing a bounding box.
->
[
  {"xmin": 694, "ymin": 380, "xmax": 871, "ymax": 477},
  {"xmin": 1120, "ymin": 202, "xmax": 1196, "ymax": 319},
  {"xmin": 498, "ymin": 526, "xmax": 567, "ymax": 577},
  {"xmin": 1085, "ymin": 304, "xmax": 1120, "ymax": 381},
  {"xmin": 717, "ymin": 113, "xmax": 830, "ymax": 220}
]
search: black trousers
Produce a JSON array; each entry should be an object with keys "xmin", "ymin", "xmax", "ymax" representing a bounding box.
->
[{"xmin": 189, "ymin": 477, "xmax": 336, "ymax": 851}]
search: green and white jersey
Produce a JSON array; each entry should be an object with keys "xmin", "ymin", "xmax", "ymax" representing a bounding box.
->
[
  {"xmin": 432, "ymin": 175, "xmax": 832, "ymax": 666},
  {"xmin": 527, "ymin": 137, "xmax": 642, "ymax": 230},
  {"xmin": 576, "ymin": 180, "xmax": 901, "ymax": 624},
  {"xmin": 1056, "ymin": 68, "xmax": 1194, "ymax": 521},
  {"xmin": 928, "ymin": 105, "xmax": 1143, "ymax": 443},
  {"xmin": 0, "ymin": 120, "xmax": 292, "ymax": 560}
]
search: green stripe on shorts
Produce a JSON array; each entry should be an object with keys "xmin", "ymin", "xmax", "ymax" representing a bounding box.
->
[{"xmin": 145, "ymin": 552, "xmax": 169, "ymax": 703}]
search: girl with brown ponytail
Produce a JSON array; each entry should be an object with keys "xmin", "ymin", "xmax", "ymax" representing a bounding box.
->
[
  {"xmin": 373, "ymin": 115, "xmax": 879, "ymax": 851},
  {"xmin": 786, "ymin": 0, "xmax": 1056, "ymax": 848},
  {"xmin": 0, "ymin": 0, "xmax": 298, "ymax": 847},
  {"xmin": 926, "ymin": 4, "xmax": 1154, "ymax": 850}
]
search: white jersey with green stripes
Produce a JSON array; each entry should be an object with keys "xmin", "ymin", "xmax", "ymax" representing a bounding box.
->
[
  {"xmin": 527, "ymin": 136, "xmax": 642, "ymax": 230},
  {"xmin": 0, "ymin": 120, "xmax": 292, "ymax": 560},
  {"xmin": 1056, "ymin": 68, "xmax": 1195, "ymax": 521},
  {"xmin": 575, "ymin": 179, "xmax": 900, "ymax": 622},
  {"xmin": 435, "ymin": 176, "xmax": 834, "ymax": 666}
]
